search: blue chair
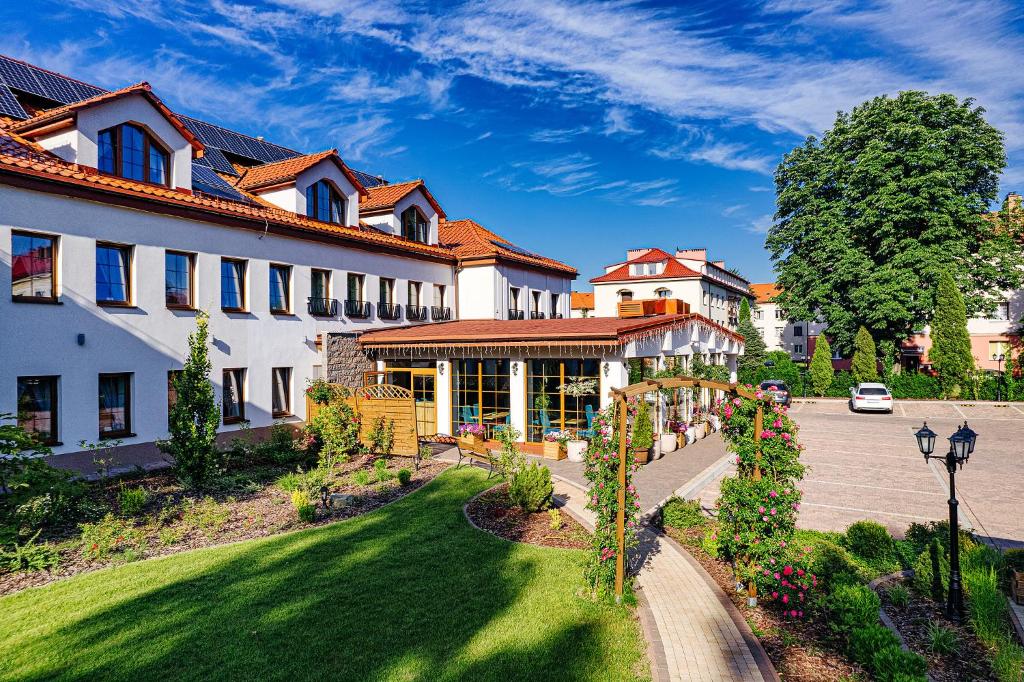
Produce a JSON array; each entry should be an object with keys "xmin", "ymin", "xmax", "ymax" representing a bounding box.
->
[
  {"xmin": 540, "ymin": 410, "xmax": 559, "ymax": 436},
  {"xmin": 460, "ymin": 406, "xmax": 474, "ymax": 425},
  {"xmin": 578, "ymin": 405, "xmax": 596, "ymax": 438}
]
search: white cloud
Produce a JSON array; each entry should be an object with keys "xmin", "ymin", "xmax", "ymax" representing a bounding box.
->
[
  {"xmin": 603, "ymin": 107, "xmax": 640, "ymax": 136},
  {"xmin": 746, "ymin": 214, "xmax": 774, "ymax": 234},
  {"xmin": 529, "ymin": 127, "xmax": 591, "ymax": 143},
  {"xmin": 722, "ymin": 204, "xmax": 747, "ymax": 217}
]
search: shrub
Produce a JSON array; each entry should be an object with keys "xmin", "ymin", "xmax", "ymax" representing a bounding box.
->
[
  {"xmin": 844, "ymin": 520, "xmax": 899, "ymax": 572},
  {"xmin": 508, "ymin": 462, "xmax": 552, "ymax": 513},
  {"xmin": 809, "ymin": 336, "xmax": 835, "ymax": 396},
  {"xmin": 1004, "ymin": 548, "xmax": 1024, "ymax": 572},
  {"xmin": 871, "ymin": 645, "xmax": 927, "ymax": 682},
  {"xmin": 276, "ymin": 467, "xmax": 326, "ymax": 498},
  {"xmin": 824, "ymin": 370, "xmax": 859, "ymax": 398},
  {"xmin": 158, "ymin": 525, "xmax": 184, "ymax": 547},
  {"xmin": 368, "ymin": 417, "xmax": 395, "ymax": 457},
  {"xmin": 260, "ymin": 422, "xmax": 304, "ymax": 465},
  {"xmin": 965, "ymin": 565, "xmax": 1011, "ymax": 646},
  {"xmin": 180, "ymin": 497, "xmax": 230, "ymax": 537},
  {"xmin": 1, "ymin": 531, "xmax": 60, "ymax": 573},
  {"xmin": 849, "ymin": 623, "xmax": 900, "ymax": 668},
  {"xmin": 925, "ymin": 621, "xmax": 957, "ymax": 655},
  {"xmin": 912, "ymin": 540, "xmax": 948, "ymax": 600},
  {"xmin": 494, "ymin": 424, "xmax": 525, "ymax": 479},
  {"xmin": 851, "ymin": 326, "xmax": 879, "ymax": 383},
  {"xmin": 397, "ymin": 468, "xmax": 412, "ymax": 486},
  {"xmin": 80, "ymin": 513, "xmax": 144, "ymax": 561},
  {"xmin": 374, "ymin": 459, "xmax": 392, "ymax": 483},
  {"xmin": 291, "ymin": 490, "xmax": 315, "ymax": 522},
  {"xmin": 889, "ymin": 372, "xmax": 941, "ymax": 399},
  {"xmin": 632, "ymin": 400, "xmax": 654, "ymax": 451},
  {"xmin": 308, "ymin": 396, "xmax": 360, "ymax": 470},
  {"xmin": 930, "ymin": 269, "xmax": 975, "ymax": 397},
  {"xmin": 117, "ymin": 484, "xmax": 148, "ymax": 517},
  {"xmin": 275, "ymin": 471, "xmax": 303, "ymax": 493},
  {"xmin": 661, "ymin": 497, "xmax": 705, "ymax": 530},
  {"xmin": 887, "ymin": 584, "xmax": 910, "ymax": 609},
  {"xmin": 811, "ymin": 540, "xmax": 862, "ymax": 591},
  {"xmin": 548, "ymin": 509, "xmax": 562, "ymax": 530},
  {"xmin": 352, "ymin": 470, "xmax": 370, "ymax": 487},
  {"xmin": 991, "ymin": 636, "xmax": 1024, "ymax": 682},
  {"xmin": 825, "ymin": 583, "xmax": 880, "ymax": 633}
]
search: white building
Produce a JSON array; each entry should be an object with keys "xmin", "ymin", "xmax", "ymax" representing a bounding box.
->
[
  {"xmin": 0, "ymin": 55, "xmax": 741, "ymax": 463},
  {"xmin": 750, "ymin": 283, "xmax": 825, "ymax": 361},
  {"xmin": 588, "ymin": 248, "xmax": 751, "ymax": 328}
]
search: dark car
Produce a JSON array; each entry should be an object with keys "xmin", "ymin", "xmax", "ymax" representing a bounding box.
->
[{"xmin": 759, "ymin": 380, "xmax": 792, "ymax": 407}]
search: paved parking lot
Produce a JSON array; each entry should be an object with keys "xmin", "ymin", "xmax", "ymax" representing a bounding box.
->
[{"xmin": 698, "ymin": 398, "xmax": 1024, "ymax": 549}]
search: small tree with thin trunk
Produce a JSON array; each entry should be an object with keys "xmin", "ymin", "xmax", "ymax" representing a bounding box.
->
[
  {"xmin": 736, "ymin": 298, "xmax": 767, "ymax": 377},
  {"xmin": 851, "ymin": 326, "xmax": 879, "ymax": 383},
  {"xmin": 930, "ymin": 270, "xmax": 975, "ymax": 397},
  {"xmin": 809, "ymin": 336, "xmax": 835, "ymax": 396},
  {"xmin": 160, "ymin": 312, "xmax": 221, "ymax": 487}
]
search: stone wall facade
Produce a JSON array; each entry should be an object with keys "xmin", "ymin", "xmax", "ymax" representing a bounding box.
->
[{"xmin": 326, "ymin": 333, "xmax": 375, "ymax": 387}]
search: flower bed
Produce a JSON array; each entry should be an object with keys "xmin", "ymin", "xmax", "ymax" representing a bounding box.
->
[{"xmin": 465, "ymin": 484, "xmax": 590, "ymax": 549}]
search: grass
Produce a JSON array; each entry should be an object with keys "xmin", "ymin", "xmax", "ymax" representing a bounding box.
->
[{"xmin": 0, "ymin": 467, "xmax": 648, "ymax": 681}]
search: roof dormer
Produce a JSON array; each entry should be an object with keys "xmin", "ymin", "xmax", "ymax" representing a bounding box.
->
[
  {"xmin": 359, "ymin": 180, "xmax": 445, "ymax": 245},
  {"xmin": 235, "ymin": 150, "xmax": 366, "ymax": 226},
  {"xmin": 8, "ymin": 83, "xmax": 203, "ymax": 192}
]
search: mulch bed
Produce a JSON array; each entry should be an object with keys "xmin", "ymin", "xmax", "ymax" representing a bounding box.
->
[
  {"xmin": 0, "ymin": 456, "xmax": 448, "ymax": 597},
  {"xmin": 665, "ymin": 525, "xmax": 864, "ymax": 682},
  {"xmin": 465, "ymin": 484, "xmax": 590, "ymax": 549},
  {"xmin": 877, "ymin": 576, "xmax": 997, "ymax": 681}
]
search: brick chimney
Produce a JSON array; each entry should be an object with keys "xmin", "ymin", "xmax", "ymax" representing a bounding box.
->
[
  {"xmin": 1007, "ymin": 192, "xmax": 1022, "ymax": 211},
  {"xmin": 626, "ymin": 248, "xmax": 653, "ymax": 260},
  {"xmin": 675, "ymin": 248, "xmax": 707, "ymax": 261}
]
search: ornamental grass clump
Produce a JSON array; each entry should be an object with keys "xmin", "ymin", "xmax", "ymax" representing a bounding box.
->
[{"xmin": 583, "ymin": 401, "xmax": 640, "ymax": 597}]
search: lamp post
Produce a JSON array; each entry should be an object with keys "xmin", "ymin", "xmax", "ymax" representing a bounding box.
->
[
  {"xmin": 992, "ymin": 353, "xmax": 1006, "ymax": 402},
  {"xmin": 913, "ymin": 421, "xmax": 977, "ymax": 623}
]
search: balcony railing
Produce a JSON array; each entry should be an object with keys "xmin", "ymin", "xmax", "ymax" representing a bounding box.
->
[
  {"xmin": 406, "ymin": 305, "xmax": 429, "ymax": 321},
  {"xmin": 431, "ymin": 306, "xmax": 452, "ymax": 321},
  {"xmin": 552, "ymin": 313, "xmax": 564, "ymax": 319},
  {"xmin": 530, "ymin": 311, "xmax": 546, "ymax": 320},
  {"xmin": 378, "ymin": 302, "xmax": 401, "ymax": 320},
  {"xmin": 344, "ymin": 299, "xmax": 371, "ymax": 319},
  {"xmin": 508, "ymin": 309, "xmax": 525, "ymax": 320},
  {"xmin": 307, "ymin": 297, "xmax": 338, "ymax": 316}
]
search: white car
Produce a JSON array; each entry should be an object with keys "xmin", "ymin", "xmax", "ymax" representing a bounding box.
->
[{"xmin": 849, "ymin": 383, "xmax": 894, "ymax": 413}]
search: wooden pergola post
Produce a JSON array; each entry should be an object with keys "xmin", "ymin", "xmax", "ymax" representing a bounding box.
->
[{"xmin": 615, "ymin": 394, "xmax": 627, "ymax": 600}]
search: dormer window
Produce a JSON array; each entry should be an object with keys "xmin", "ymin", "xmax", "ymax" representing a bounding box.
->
[
  {"xmin": 401, "ymin": 207, "xmax": 429, "ymax": 243},
  {"xmin": 97, "ymin": 123, "xmax": 170, "ymax": 185},
  {"xmin": 306, "ymin": 180, "xmax": 346, "ymax": 224}
]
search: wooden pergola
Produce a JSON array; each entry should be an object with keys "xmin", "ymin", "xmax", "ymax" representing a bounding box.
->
[{"xmin": 608, "ymin": 377, "xmax": 761, "ymax": 598}]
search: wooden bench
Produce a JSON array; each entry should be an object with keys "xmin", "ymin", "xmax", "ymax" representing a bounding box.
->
[{"xmin": 418, "ymin": 434, "xmax": 500, "ymax": 477}]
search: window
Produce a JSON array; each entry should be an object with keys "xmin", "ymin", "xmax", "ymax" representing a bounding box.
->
[
  {"xmin": 408, "ymin": 281, "xmax": 422, "ymax": 306},
  {"xmin": 702, "ymin": 291, "xmax": 709, "ymax": 306},
  {"xmin": 165, "ymin": 251, "xmax": 194, "ymax": 308},
  {"xmin": 775, "ymin": 309, "xmax": 785, "ymax": 320},
  {"xmin": 531, "ymin": 290, "xmax": 542, "ymax": 316},
  {"xmin": 17, "ymin": 376, "xmax": 58, "ymax": 445},
  {"xmin": 347, "ymin": 273, "xmax": 364, "ymax": 302},
  {"xmin": 167, "ymin": 370, "xmax": 182, "ymax": 428},
  {"xmin": 794, "ymin": 344, "xmax": 804, "ymax": 355},
  {"xmin": 433, "ymin": 284, "xmax": 445, "ymax": 307},
  {"xmin": 311, "ymin": 268, "xmax": 331, "ymax": 301},
  {"xmin": 221, "ymin": 258, "xmax": 247, "ymax": 311},
  {"xmin": 379, "ymin": 277, "xmax": 395, "ymax": 304},
  {"xmin": 11, "ymin": 231, "xmax": 57, "ymax": 301},
  {"xmin": 550, "ymin": 293, "xmax": 560, "ymax": 316},
  {"xmin": 754, "ymin": 309, "xmax": 763, "ymax": 320},
  {"xmin": 451, "ymin": 359, "xmax": 511, "ymax": 440},
  {"xmin": 401, "ymin": 206, "xmax": 429, "ymax": 243},
  {"xmin": 96, "ymin": 243, "xmax": 132, "ymax": 305},
  {"xmin": 272, "ymin": 367, "xmax": 292, "ymax": 417},
  {"xmin": 526, "ymin": 359, "xmax": 600, "ymax": 442},
  {"xmin": 793, "ymin": 325, "xmax": 803, "ymax": 337},
  {"xmin": 510, "ymin": 287, "xmax": 521, "ymax": 310},
  {"xmin": 305, "ymin": 180, "xmax": 345, "ymax": 224},
  {"xmin": 992, "ymin": 301, "xmax": 1011, "ymax": 321},
  {"xmin": 223, "ymin": 369, "xmax": 246, "ymax": 424},
  {"xmin": 618, "ymin": 290, "xmax": 633, "ymax": 302},
  {"xmin": 97, "ymin": 123, "xmax": 169, "ymax": 185},
  {"xmin": 776, "ymin": 326, "xmax": 785, "ymax": 336},
  {"xmin": 990, "ymin": 341, "xmax": 1011, "ymax": 359},
  {"xmin": 269, "ymin": 264, "xmax": 291, "ymax": 314},
  {"xmin": 655, "ymin": 288, "xmax": 672, "ymax": 298},
  {"xmin": 99, "ymin": 373, "xmax": 132, "ymax": 437}
]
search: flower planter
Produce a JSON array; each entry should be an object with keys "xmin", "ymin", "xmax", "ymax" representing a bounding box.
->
[
  {"xmin": 566, "ymin": 440, "xmax": 587, "ymax": 462},
  {"xmin": 459, "ymin": 434, "xmax": 484, "ymax": 449},
  {"xmin": 1013, "ymin": 570, "xmax": 1024, "ymax": 606},
  {"xmin": 633, "ymin": 447, "xmax": 650, "ymax": 464},
  {"xmin": 542, "ymin": 440, "xmax": 567, "ymax": 460},
  {"xmin": 659, "ymin": 432, "xmax": 677, "ymax": 454},
  {"xmin": 685, "ymin": 426, "xmax": 698, "ymax": 444},
  {"xmin": 652, "ymin": 438, "xmax": 663, "ymax": 460},
  {"xmin": 708, "ymin": 415, "xmax": 720, "ymax": 432}
]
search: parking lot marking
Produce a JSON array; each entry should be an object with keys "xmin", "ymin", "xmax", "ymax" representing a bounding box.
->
[
  {"xmin": 952, "ymin": 403, "xmax": 968, "ymax": 419},
  {"xmin": 803, "ymin": 478, "xmax": 945, "ymax": 496},
  {"xmin": 898, "ymin": 403, "xmax": 907, "ymax": 417},
  {"xmin": 802, "ymin": 502, "xmax": 938, "ymax": 522},
  {"xmin": 1012, "ymin": 405, "xmax": 1024, "ymax": 416}
]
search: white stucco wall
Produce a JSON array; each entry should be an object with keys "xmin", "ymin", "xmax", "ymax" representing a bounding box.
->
[
  {"xmin": 592, "ymin": 278, "xmax": 703, "ymax": 317},
  {"xmin": 0, "ymin": 185, "xmax": 452, "ymax": 455},
  {"xmin": 456, "ymin": 263, "xmax": 572, "ymax": 320},
  {"xmin": 456, "ymin": 265, "xmax": 498, "ymax": 319}
]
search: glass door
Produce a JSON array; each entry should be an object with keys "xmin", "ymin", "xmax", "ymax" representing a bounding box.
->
[
  {"xmin": 526, "ymin": 359, "xmax": 601, "ymax": 442},
  {"xmin": 451, "ymin": 359, "xmax": 511, "ymax": 439}
]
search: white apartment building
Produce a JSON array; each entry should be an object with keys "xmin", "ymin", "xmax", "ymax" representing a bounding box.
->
[
  {"xmin": 750, "ymin": 283, "xmax": 826, "ymax": 361},
  {"xmin": 588, "ymin": 248, "xmax": 751, "ymax": 328}
]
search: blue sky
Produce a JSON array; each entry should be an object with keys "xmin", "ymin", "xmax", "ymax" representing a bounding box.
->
[{"xmin": 4, "ymin": 0, "xmax": 1024, "ymax": 285}]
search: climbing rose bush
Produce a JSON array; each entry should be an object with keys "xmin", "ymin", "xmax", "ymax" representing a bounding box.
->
[{"xmin": 583, "ymin": 400, "xmax": 640, "ymax": 596}]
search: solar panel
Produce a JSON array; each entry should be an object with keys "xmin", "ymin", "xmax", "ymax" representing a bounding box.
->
[
  {"xmin": 0, "ymin": 56, "xmax": 105, "ymax": 104},
  {"xmin": 191, "ymin": 165, "xmax": 250, "ymax": 202},
  {"xmin": 179, "ymin": 114, "xmax": 298, "ymax": 164},
  {"xmin": 352, "ymin": 168, "xmax": 386, "ymax": 188},
  {"xmin": 0, "ymin": 83, "xmax": 28, "ymax": 119},
  {"xmin": 491, "ymin": 239, "xmax": 541, "ymax": 258},
  {"xmin": 198, "ymin": 146, "xmax": 237, "ymax": 175}
]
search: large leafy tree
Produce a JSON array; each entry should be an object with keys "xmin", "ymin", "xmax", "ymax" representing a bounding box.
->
[
  {"xmin": 736, "ymin": 298, "xmax": 767, "ymax": 376},
  {"xmin": 767, "ymin": 91, "xmax": 1020, "ymax": 354},
  {"xmin": 929, "ymin": 270, "xmax": 975, "ymax": 396}
]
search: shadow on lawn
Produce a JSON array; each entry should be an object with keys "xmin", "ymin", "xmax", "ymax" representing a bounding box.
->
[{"xmin": 9, "ymin": 469, "xmax": 624, "ymax": 681}]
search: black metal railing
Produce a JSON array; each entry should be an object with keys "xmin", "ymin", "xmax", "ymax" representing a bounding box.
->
[
  {"xmin": 431, "ymin": 306, "xmax": 452, "ymax": 321},
  {"xmin": 406, "ymin": 305, "xmax": 428, "ymax": 321},
  {"xmin": 530, "ymin": 311, "xmax": 545, "ymax": 319},
  {"xmin": 378, "ymin": 302, "xmax": 401, "ymax": 320},
  {"xmin": 552, "ymin": 313, "xmax": 564, "ymax": 319},
  {"xmin": 307, "ymin": 297, "xmax": 338, "ymax": 316},
  {"xmin": 344, "ymin": 299, "xmax": 371, "ymax": 318},
  {"xmin": 508, "ymin": 309, "xmax": 525, "ymax": 320}
]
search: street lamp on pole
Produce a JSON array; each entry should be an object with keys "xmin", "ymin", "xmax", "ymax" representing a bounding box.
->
[
  {"xmin": 992, "ymin": 353, "xmax": 1006, "ymax": 402},
  {"xmin": 913, "ymin": 421, "xmax": 977, "ymax": 624}
]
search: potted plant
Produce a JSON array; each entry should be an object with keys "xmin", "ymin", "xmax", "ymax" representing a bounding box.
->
[
  {"xmin": 559, "ymin": 376, "xmax": 598, "ymax": 463},
  {"xmin": 632, "ymin": 399, "xmax": 654, "ymax": 464},
  {"xmin": 457, "ymin": 423, "xmax": 485, "ymax": 448},
  {"xmin": 659, "ymin": 426, "xmax": 677, "ymax": 454},
  {"xmin": 542, "ymin": 430, "xmax": 571, "ymax": 460}
]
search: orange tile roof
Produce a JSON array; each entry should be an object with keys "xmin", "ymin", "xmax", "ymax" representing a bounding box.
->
[
  {"xmin": 358, "ymin": 313, "xmax": 743, "ymax": 348},
  {"xmin": 570, "ymin": 291, "xmax": 594, "ymax": 309},
  {"xmin": 627, "ymin": 247, "xmax": 674, "ymax": 263},
  {"xmin": 360, "ymin": 179, "xmax": 445, "ymax": 218},
  {"xmin": 234, "ymin": 149, "xmax": 367, "ymax": 196},
  {"xmin": 8, "ymin": 83, "xmax": 204, "ymax": 152},
  {"xmin": 440, "ymin": 218, "xmax": 577, "ymax": 276},
  {"xmin": 590, "ymin": 258, "xmax": 700, "ymax": 284},
  {"xmin": 0, "ymin": 129, "xmax": 454, "ymax": 262},
  {"xmin": 750, "ymin": 283, "xmax": 780, "ymax": 304}
]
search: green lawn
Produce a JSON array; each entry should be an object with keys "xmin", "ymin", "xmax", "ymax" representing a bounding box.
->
[{"xmin": 0, "ymin": 467, "xmax": 649, "ymax": 681}]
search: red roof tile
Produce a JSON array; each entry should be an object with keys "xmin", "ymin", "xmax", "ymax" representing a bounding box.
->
[
  {"xmin": 570, "ymin": 291, "xmax": 594, "ymax": 309},
  {"xmin": 8, "ymin": 83, "xmax": 204, "ymax": 152},
  {"xmin": 360, "ymin": 179, "xmax": 445, "ymax": 219},
  {"xmin": 440, "ymin": 218, "xmax": 577, "ymax": 276},
  {"xmin": 750, "ymin": 283, "xmax": 780, "ymax": 304},
  {"xmin": 590, "ymin": 258, "xmax": 700, "ymax": 283},
  {"xmin": 627, "ymin": 248, "xmax": 674, "ymax": 263},
  {"xmin": 235, "ymin": 149, "xmax": 367, "ymax": 196}
]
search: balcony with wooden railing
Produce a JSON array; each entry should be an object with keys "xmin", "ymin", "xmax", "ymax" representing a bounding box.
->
[{"xmin": 617, "ymin": 298, "xmax": 691, "ymax": 318}]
